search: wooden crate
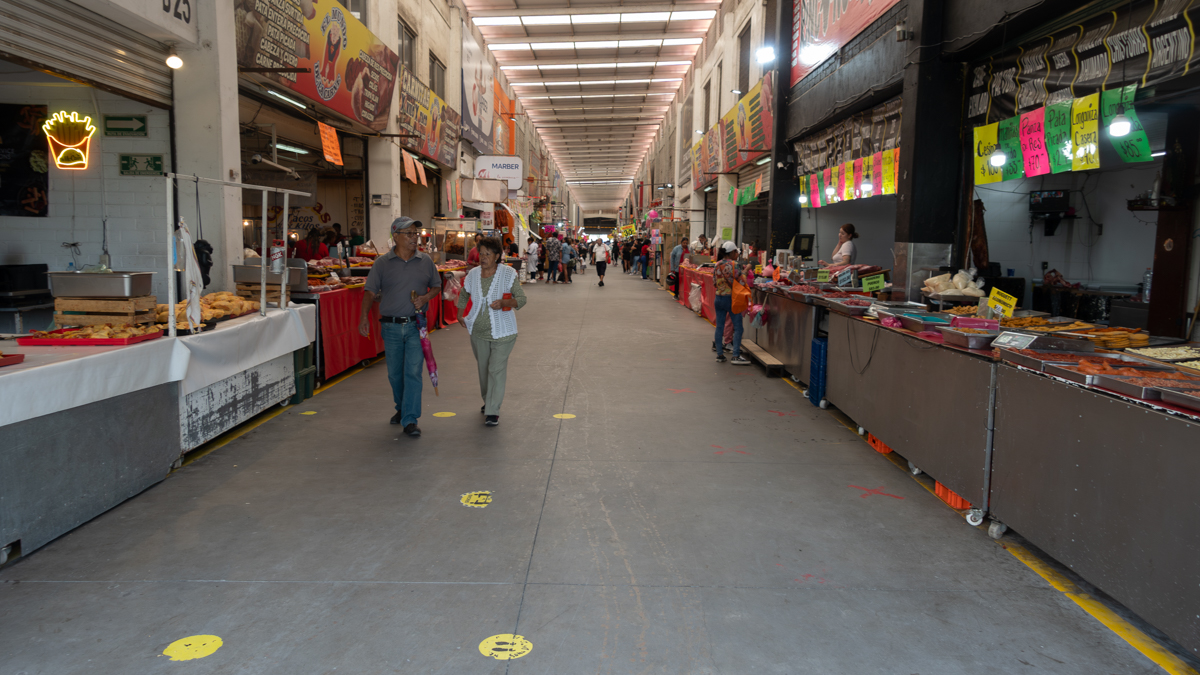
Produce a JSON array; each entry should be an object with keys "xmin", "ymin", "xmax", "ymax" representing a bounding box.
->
[
  {"xmin": 236, "ymin": 283, "xmax": 283, "ymax": 301},
  {"xmin": 55, "ymin": 295, "xmax": 156, "ymax": 326}
]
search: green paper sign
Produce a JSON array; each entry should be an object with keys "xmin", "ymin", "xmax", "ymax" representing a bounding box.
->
[
  {"xmin": 1101, "ymin": 85, "xmax": 1152, "ymax": 163},
  {"xmin": 861, "ymin": 273, "xmax": 886, "ymax": 293},
  {"xmin": 1045, "ymin": 101, "xmax": 1073, "ymax": 174},
  {"xmin": 727, "ymin": 186, "xmax": 736, "ymax": 203},
  {"xmin": 721, "ymin": 227, "xmax": 733, "ymax": 239},
  {"xmin": 119, "ymin": 154, "xmax": 163, "ymax": 175},
  {"xmin": 816, "ymin": 269, "xmax": 830, "ymax": 282},
  {"xmin": 997, "ymin": 116, "xmax": 1024, "ymax": 181}
]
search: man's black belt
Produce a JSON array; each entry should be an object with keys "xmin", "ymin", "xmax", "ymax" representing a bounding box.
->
[{"xmin": 379, "ymin": 315, "xmax": 417, "ymax": 324}]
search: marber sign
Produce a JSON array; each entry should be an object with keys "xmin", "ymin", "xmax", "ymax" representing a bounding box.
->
[{"xmin": 475, "ymin": 155, "xmax": 524, "ymax": 190}]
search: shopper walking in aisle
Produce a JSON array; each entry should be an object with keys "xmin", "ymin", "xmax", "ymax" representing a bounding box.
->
[
  {"xmin": 360, "ymin": 217, "xmax": 443, "ymax": 437},
  {"xmin": 670, "ymin": 236, "xmax": 688, "ymax": 296},
  {"xmin": 525, "ymin": 237, "xmax": 539, "ymax": 283},
  {"xmin": 561, "ymin": 237, "xmax": 574, "ymax": 283},
  {"xmin": 713, "ymin": 241, "xmax": 750, "ymax": 365},
  {"xmin": 537, "ymin": 242, "xmax": 547, "ymax": 280},
  {"xmin": 594, "ymin": 238, "xmax": 610, "ymax": 287},
  {"xmin": 455, "ymin": 237, "xmax": 526, "ymax": 427},
  {"xmin": 576, "ymin": 240, "xmax": 586, "ymax": 274},
  {"xmin": 622, "ymin": 239, "xmax": 633, "ymax": 273},
  {"xmin": 639, "ymin": 238, "xmax": 651, "ymax": 279},
  {"xmin": 545, "ymin": 232, "xmax": 562, "ymax": 283}
]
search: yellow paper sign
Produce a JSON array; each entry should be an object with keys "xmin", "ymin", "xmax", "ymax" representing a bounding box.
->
[
  {"xmin": 988, "ymin": 287, "xmax": 1017, "ymax": 317},
  {"xmin": 1071, "ymin": 93, "xmax": 1100, "ymax": 172},
  {"xmin": 816, "ymin": 269, "xmax": 830, "ymax": 282},
  {"xmin": 881, "ymin": 150, "xmax": 896, "ymax": 194},
  {"xmin": 862, "ymin": 154, "xmax": 874, "ymax": 195},
  {"xmin": 973, "ymin": 123, "xmax": 1002, "ymax": 185}
]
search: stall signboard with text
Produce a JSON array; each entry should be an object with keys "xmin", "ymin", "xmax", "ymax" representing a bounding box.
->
[
  {"xmin": 475, "ymin": 156, "xmax": 524, "ymax": 190},
  {"xmin": 816, "ymin": 269, "xmax": 830, "ymax": 282},
  {"xmin": 721, "ymin": 73, "xmax": 774, "ymax": 172},
  {"xmin": 396, "ymin": 67, "xmax": 461, "ymax": 167},
  {"xmin": 988, "ymin": 287, "xmax": 1017, "ymax": 317},
  {"xmin": 837, "ymin": 268, "xmax": 854, "ymax": 288},
  {"xmin": 861, "ymin": 273, "xmax": 885, "ymax": 293},
  {"xmin": 791, "ymin": 0, "xmax": 902, "ymax": 86},
  {"xmin": 461, "ymin": 23, "xmax": 493, "ymax": 153},
  {"xmin": 234, "ymin": 0, "xmax": 398, "ymax": 131},
  {"xmin": 0, "ymin": 104, "xmax": 48, "ymax": 217}
]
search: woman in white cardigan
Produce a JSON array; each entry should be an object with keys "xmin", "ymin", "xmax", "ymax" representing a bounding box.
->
[{"xmin": 455, "ymin": 237, "xmax": 527, "ymax": 426}]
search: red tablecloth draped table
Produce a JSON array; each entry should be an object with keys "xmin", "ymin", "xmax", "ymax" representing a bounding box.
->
[
  {"xmin": 317, "ymin": 287, "xmax": 385, "ymax": 379},
  {"xmin": 678, "ymin": 268, "xmax": 715, "ymax": 323}
]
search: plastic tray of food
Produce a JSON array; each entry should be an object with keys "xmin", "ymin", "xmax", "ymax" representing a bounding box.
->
[
  {"xmin": 898, "ymin": 313, "xmax": 952, "ymax": 332},
  {"xmin": 935, "ymin": 326, "xmax": 1000, "ymax": 349},
  {"xmin": 998, "ymin": 347, "xmax": 1104, "ymax": 371},
  {"xmin": 46, "ymin": 271, "xmax": 154, "ymax": 298},
  {"xmin": 1159, "ymin": 388, "xmax": 1200, "ymax": 413},
  {"xmin": 1044, "ymin": 361, "xmax": 1174, "ymax": 385},
  {"xmin": 1124, "ymin": 345, "xmax": 1200, "ymax": 362},
  {"xmin": 824, "ymin": 298, "xmax": 872, "ymax": 316},
  {"xmin": 1093, "ymin": 373, "xmax": 1200, "ymax": 400},
  {"xmin": 16, "ymin": 328, "xmax": 163, "ymax": 346},
  {"xmin": 0, "ymin": 353, "xmax": 25, "ymax": 367}
]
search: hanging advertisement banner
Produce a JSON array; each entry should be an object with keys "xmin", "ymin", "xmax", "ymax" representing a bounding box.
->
[
  {"xmin": 1045, "ymin": 101, "xmax": 1073, "ymax": 174},
  {"xmin": 852, "ymin": 157, "xmax": 863, "ymax": 197},
  {"xmin": 493, "ymin": 80, "xmax": 514, "ymax": 155},
  {"xmin": 461, "ymin": 23, "xmax": 493, "ymax": 153},
  {"xmin": 704, "ymin": 123, "xmax": 723, "ymax": 177},
  {"xmin": 881, "ymin": 147, "xmax": 897, "ymax": 193},
  {"xmin": 1100, "ymin": 85, "xmax": 1152, "ymax": 162},
  {"xmin": 791, "ymin": 0, "xmax": 903, "ymax": 86},
  {"xmin": 966, "ymin": 0, "xmax": 1198, "ymax": 125},
  {"xmin": 1019, "ymin": 108, "xmax": 1049, "ymax": 178},
  {"xmin": 792, "ymin": 97, "xmax": 899, "ymax": 174},
  {"xmin": 973, "ymin": 122, "xmax": 1001, "ymax": 185},
  {"xmin": 1070, "ymin": 93, "xmax": 1101, "ymax": 172},
  {"xmin": 997, "ymin": 116, "xmax": 1024, "ymax": 181},
  {"xmin": 0, "ymin": 104, "xmax": 48, "ymax": 217},
  {"xmin": 690, "ymin": 140, "xmax": 707, "ymax": 186},
  {"xmin": 234, "ymin": 0, "xmax": 398, "ymax": 131},
  {"xmin": 396, "ymin": 66, "xmax": 461, "ymax": 167},
  {"xmin": 720, "ymin": 72, "xmax": 775, "ymax": 172},
  {"xmin": 842, "ymin": 161, "xmax": 853, "ymax": 201},
  {"xmin": 810, "ymin": 173, "xmax": 822, "ymax": 207}
]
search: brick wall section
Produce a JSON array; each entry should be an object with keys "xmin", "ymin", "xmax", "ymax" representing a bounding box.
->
[{"xmin": 0, "ymin": 78, "xmax": 172, "ymax": 301}]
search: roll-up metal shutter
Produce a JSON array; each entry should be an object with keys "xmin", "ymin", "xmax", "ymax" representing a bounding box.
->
[
  {"xmin": 0, "ymin": 0, "xmax": 172, "ymax": 108},
  {"xmin": 737, "ymin": 160, "xmax": 770, "ymax": 192}
]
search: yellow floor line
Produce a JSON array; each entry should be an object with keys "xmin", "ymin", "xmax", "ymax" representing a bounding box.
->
[
  {"xmin": 781, "ymin": 380, "xmax": 1198, "ymax": 674},
  {"xmin": 179, "ymin": 355, "xmax": 382, "ymax": 468}
]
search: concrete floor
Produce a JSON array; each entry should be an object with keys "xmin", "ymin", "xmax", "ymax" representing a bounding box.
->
[{"xmin": 0, "ymin": 268, "xmax": 1169, "ymax": 674}]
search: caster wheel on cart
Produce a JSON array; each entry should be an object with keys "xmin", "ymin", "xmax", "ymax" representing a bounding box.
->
[
  {"xmin": 791, "ymin": 374, "xmax": 801, "ymax": 384},
  {"xmin": 819, "ymin": 400, "xmax": 829, "ymax": 409},
  {"xmin": 279, "ymin": 400, "xmax": 290, "ymax": 408},
  {"xmin": 988, "ymin": 521, "xmax": 1008, "ymax": 539},
  {"xmin": 907, "ymin": 461, "xmax": 921, "ymax": 476},
  {"xmin": 360, "ymin": 359, "xmax": 372, "ymax": 368},
  {"xmin": 965, "ymin": 509, "xmax": 985, "ymax": 527}
]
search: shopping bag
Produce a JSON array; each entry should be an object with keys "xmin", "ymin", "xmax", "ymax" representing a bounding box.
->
[
  {"xmin": 732, "ymin": 280, "xmax": 751, "ymax": 314},
  {"xmin": 689, "ymin": 283, "xmax": 702, "ymax": 315}
]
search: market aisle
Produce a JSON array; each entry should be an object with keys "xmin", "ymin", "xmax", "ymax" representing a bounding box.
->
[{"xmin": 0, "ymin": 270, "xmax": 1169, "ymax": 674}]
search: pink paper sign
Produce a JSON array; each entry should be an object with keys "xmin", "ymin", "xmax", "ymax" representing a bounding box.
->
[{"xmin": 1020, "ymin": 108, "xmax": 1050, "ymax": 177}]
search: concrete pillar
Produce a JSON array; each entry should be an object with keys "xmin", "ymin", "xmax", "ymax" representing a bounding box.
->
[
  {"xmin": 716, "ymin": 173, "xmax": 737, "ymax": 244},
  {"xmin": 172, "ymin": 0, "xmax": 244, "ymax": 291},
  {"xmin": 365, "ymin": 0, "xmax": 401, "ymax": 246}
]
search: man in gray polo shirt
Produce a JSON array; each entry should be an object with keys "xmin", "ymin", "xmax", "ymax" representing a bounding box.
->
[{"xmin": 360, "ymin": 216, "xmax": 441, "ymax": 437}]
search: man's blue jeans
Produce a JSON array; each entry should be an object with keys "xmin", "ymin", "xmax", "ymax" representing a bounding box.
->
[
  {"xmin": 383, "ymin": 321, "xmax": 424, "ymax": 426},
  {"xmin": 714, "ymin": 294, "xmax": 743, "ymax": 359}
]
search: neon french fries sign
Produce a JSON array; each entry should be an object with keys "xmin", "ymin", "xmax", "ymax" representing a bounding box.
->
[{"xmin": 43, "ymin": 111, "xmax": 96, "ymax": 170}]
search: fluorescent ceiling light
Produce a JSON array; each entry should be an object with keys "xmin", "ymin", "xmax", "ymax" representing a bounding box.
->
[
  {"xmin": 501, "ymin": 65, "xmax": 539, "ymax": 70},
  {"xmin": 621, "ymin": 12, "xmax": 670, "ymax": 22},
  {"xmin": 575, "ymin": 41, "xmax": 620, "ymax": 49},
  {"xmin": 490, "ymin": 43, "xmax": 530, "ymax": 51},
  {"xmin": 654, "ymin": 61, "xmax": 692, "ymax": 66},
  {"xmin": 578, "ymin": 63, "xmax": 618, "ymax": 68},
  {"xmin": 532, "ymin": 42, "xmax": 574, "ymax": 50},
  {"xmin": 572, "ymin": 13, "xmax": 620, "ymax": 23},
  {"xmin": 473, "ymin": 16, "xmax": 522, "ymax": 26},
  {"xmin": 523, "ymin": 15, "xmax": 572, "ymax": 24},
  {"xmin": 1151, "ymin": 151, "xmax": 1167, "ymax": 157},
  {"xmin": 268, "ymin": 90, "xmax": 308, "ymax": 109},
  {"xmin": 274, "ymin": 142, "xmax": 310, "ymax": 155},
  {"xmin": 670, "ymin": 10, "xmax": 717, "ymax": 20},
  {"xmin": 731, "ymin": 89, "xmax": 742, "ymax": 94},
  {"xmin": 663, "ymin": 37, "xmax": 703, "ymax": 45},
  {"xmin": 652, "ymin": 78, "xmax": 682, "ymax": 82},
  {"xmin": 755, "ymin": 156, "xmax": 770, "ymax": 165},
  {"xmin": 619, "ymin": 39, "xmax": 662, "ymax": 48}
]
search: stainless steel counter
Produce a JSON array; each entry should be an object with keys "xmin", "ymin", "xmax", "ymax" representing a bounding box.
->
[{"xmin": 752, "ymin": 289, "xmax": 820, "ymax": 384}]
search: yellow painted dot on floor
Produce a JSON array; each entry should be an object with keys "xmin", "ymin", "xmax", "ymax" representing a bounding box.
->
[
  {"xmin": 479, "ymin": 634, "xmax": 531, "ymax": 660},
  {"xmin": 433, "ymin": 412, "xmax": 457, "ymax": 417},
  {"xmin": 553, "ymin": 413, "xmax": 576, "ymax": 419},
  {"xmin": 300, "ymin": 411, "xmax": 317, "ymax": 416},
  {"xmin": 163, "ymin": 635, "xmax": 223, "ymax": 661},
  {"xmin": 460, "ymin": 490, "xmax": 492, "ymax": 508}
]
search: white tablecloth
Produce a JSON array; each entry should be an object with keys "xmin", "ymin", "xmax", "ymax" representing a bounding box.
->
[{"xmin": 0, "ymin": 306, "xmax": 316, "ymax": 427}]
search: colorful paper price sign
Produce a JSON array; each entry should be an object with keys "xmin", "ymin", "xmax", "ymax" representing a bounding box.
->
[
  {"xmin": 987, "ymin": 287, "xmax": 1017, "ymax": 317},
  {"xmin": 861, "ymin": 273, "xmax": 886, "ymax": 293},
  {"xmin": 992, "ymin": 332, "xmax": 1037, "ymax": 350},
  {"xmin": 816, "ymin": 269, "xmax": 830, "ymax": 282},
  {"xmin": 837, "ymin": 268, "xmax": 854, "ymax": 287}
]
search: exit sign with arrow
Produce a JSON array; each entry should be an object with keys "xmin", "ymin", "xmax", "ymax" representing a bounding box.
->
[{"xmin": 103, "ymin": 115, "xmax": 147, "ymax": 137}]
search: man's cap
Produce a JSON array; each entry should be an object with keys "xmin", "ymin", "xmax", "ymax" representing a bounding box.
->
[{"xmin": 390, "ymin": 216, "xmax": 423, "ymax": 234}]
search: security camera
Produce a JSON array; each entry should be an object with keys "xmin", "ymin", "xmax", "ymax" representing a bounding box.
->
[{"xmin": 250, "ymin": 154, "xmax": 263, "ymax": 164}]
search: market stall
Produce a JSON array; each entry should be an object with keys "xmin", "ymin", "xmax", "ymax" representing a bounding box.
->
[
  {"xmin": 677, "ymin": 263, "xmax": 715, "ymax": 322},
  {"xmin": 750, "ymin": 287, "xmax": 820, "ymax": 385}
]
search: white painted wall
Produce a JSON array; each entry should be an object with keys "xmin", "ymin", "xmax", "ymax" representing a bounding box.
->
[
  {"xmin": 799, "ymin": 196, "xmax": 898, "ymax": 269},
  {"xmin": 0, "ymin": 69, "xmax": 172, "ymax": 299}
]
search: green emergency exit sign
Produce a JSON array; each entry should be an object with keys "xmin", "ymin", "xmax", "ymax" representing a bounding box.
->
[{"xmin": 119, "ymin": 154, "xmax": 163, "ymax": 176}]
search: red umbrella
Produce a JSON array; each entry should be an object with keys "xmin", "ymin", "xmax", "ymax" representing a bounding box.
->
[{"xmin": 413, "ymin": 291, "xmax": 439, "ymax": 395}]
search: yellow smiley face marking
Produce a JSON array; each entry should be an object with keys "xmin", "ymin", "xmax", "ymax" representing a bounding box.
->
[
  {"xmin": 478, "ymin": 634, "xmax": 532, "ymax": 660},
  {"xmin": 433, "ymin": 412, "xmax": 457, "ymax": 417},
  {"xmin": 163, "ymin": 635, "xmax": 223, "ymax": 661},
  {"xmin": 553, "ymin": 413, "xmax": 576, "ymax": 419},
  {"xmin": 460, "ymin": 491, "xmax": 492, "ymax": 508}
]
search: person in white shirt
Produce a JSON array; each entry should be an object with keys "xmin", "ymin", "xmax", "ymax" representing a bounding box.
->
[
  {"xmin": 593, "ymin": 239, "xmax": 610, "ymax": 287},
  {"xmin": 820, "ymin": 223, "xmax": 858, "ymax": 267},
  {"xmin": 525, "ymin": 237, "xmax": 539, "ymax": 283}
]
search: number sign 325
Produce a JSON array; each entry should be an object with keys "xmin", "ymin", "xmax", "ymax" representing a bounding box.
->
[{"xmin": 163, "ymin": 0, "xmax": 192, "ymax": 24}]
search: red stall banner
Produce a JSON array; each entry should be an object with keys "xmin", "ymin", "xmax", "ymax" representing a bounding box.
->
[
  {"xmin": 791, "ymin": 0, "xmax": 902, "ymax": 87},
  {"xmin": 235, "ymin": 0, "xmax": 399, "ymax": 131}
]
